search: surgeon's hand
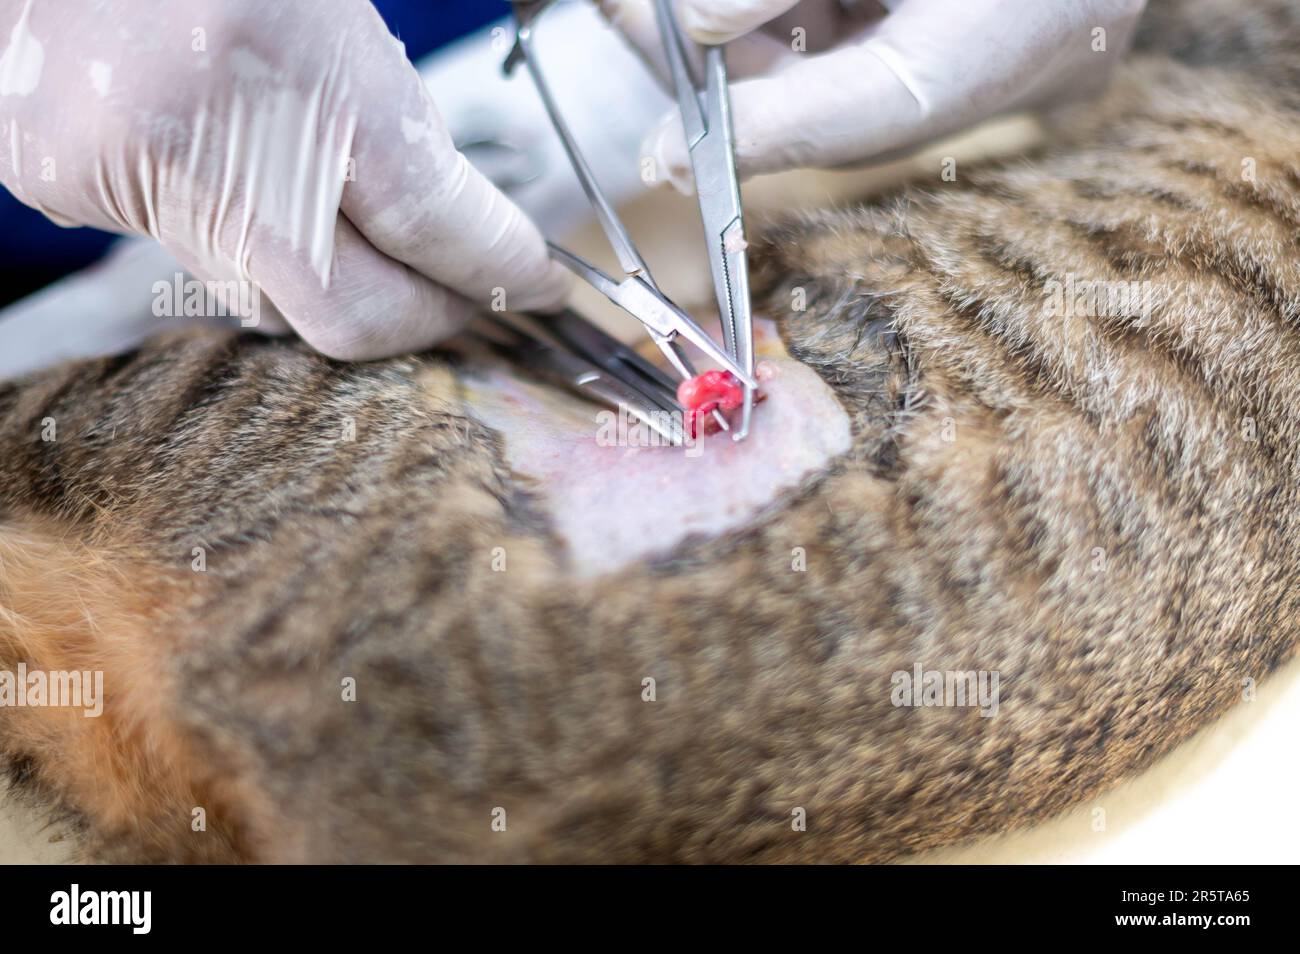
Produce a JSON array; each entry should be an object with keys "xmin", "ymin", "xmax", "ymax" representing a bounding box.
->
[
  {"xmin": 602, "ymin": 0, "xmax": 1147, "ymax": 191},
  {"xmin": 0, "ymin": 0, "xmax": 570, "ymax": 359}
]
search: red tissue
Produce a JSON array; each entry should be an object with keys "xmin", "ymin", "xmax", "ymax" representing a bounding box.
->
[{"xmin": 676, "ymin": 370, "xmax": 763, "ymax": 438}]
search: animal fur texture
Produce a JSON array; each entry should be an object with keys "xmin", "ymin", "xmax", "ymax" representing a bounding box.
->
[{"xmin": 2, "ymin": 0, "xmax": 1299, "ymax": 862}]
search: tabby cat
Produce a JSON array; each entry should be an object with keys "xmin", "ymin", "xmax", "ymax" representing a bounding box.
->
[{"xmin": 2, "ymin": 0, "xmax": 1299, "ymax": 862}]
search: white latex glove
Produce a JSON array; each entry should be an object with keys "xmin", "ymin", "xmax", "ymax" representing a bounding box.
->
[
  {"xmin": 602, "ymin": 0, "xmax": 1148, "ymax": 191},
  {"xmin": 419, "ymin": 4, "xmax": 672, "ymax": 238},
  {"xmin": 0, "ymin": 0, "xmax": 571, "ymax": 360}
]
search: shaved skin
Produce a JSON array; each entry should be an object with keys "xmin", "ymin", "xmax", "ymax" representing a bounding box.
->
[{"xmin": 461, "ymin": 318, "xmax": 852, "ymax": 576}]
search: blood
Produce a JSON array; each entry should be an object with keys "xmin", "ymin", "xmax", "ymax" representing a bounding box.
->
[{"xmin": 676, "ymin": 369, "xmax": 765, "ymax": 438}]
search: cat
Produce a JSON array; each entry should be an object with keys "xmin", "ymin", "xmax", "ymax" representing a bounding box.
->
[{"xmin": 2, "ymin": 0, "xmax": 1299, "ymax": 862}]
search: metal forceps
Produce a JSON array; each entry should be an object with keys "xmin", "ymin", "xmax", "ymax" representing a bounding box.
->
[
  {"xmin": 653, "ymin": 0, "xmax": 757, "ymax": 439},
  {"xmin": 469, "ymin": 310, "xmax": 687, "ymax": 446},
  {"xmin": 503, "ymin": 0, "xmax": 757, "ymax": 425}
]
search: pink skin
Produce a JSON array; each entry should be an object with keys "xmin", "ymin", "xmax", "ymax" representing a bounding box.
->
[{"xmin": 462, "ymin": 319, "xmax": 852, "ymax": 577}]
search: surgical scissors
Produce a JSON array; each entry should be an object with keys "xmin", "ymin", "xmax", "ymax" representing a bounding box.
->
[
  {"xmin": 503, "ymin": 0, "xmax": 758, "ymax": 414},
  {"xmin": 653, "ymin": 0, "xmax": 757, "ymax": 439}
]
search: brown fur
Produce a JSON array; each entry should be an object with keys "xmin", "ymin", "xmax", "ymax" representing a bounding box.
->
[
  {"xmin": 2, "ymin": 0, "xmax": 1299, "ymax": 861},
  {"xmin": 0, "ymin": 519, "xmax": 266, "ymax": 861}
]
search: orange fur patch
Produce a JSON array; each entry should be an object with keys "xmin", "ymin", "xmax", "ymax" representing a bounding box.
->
[{"xmin": 0, "ymin": 517, "xmax": 264, "ymax": 861}]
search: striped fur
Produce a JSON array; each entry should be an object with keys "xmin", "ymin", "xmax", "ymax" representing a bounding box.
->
[{"xmin": 2, "ymin": 0, "xmax": 1299, "ymax": 861}]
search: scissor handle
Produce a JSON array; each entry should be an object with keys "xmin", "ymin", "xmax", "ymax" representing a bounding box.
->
[
  {"xmin": 504, "ymin": 4, "xmax": 653, "ymax": 281},
  {"xmin": 654, "ymin": 0, "xmax": 707, "ymax": 146}
]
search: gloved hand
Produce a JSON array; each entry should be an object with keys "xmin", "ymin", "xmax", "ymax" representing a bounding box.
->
[
  {"xmin": 601, "ymin": 0, "xmax": 1147, "ymax": 191},
  {"xmin": 0, "ymin": 0, "xmax": 571, "ymax": 359}
]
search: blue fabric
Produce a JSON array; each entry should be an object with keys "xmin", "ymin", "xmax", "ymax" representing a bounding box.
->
[
  {"xmin": 0, "ymin": 0, "xmax": 503, "ymax": 295},
  {"xmin": 377, "ymin": 0, "xmax": 505, "ymax": 63}
]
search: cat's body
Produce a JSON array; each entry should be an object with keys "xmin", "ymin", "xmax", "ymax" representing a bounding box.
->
[{"xmin": 2, "ymin": 0, "xmax": 1299, "ymax": 862}]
